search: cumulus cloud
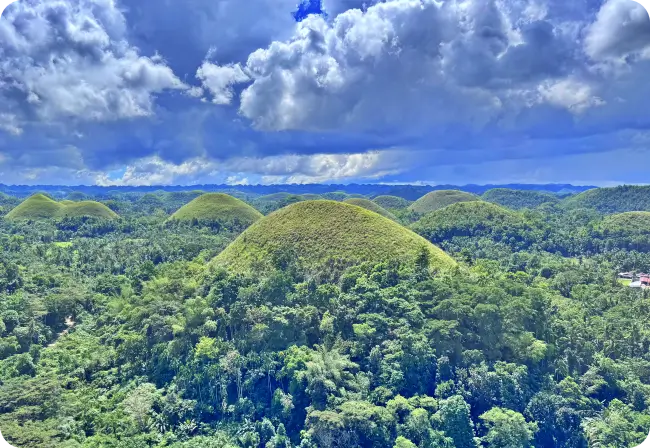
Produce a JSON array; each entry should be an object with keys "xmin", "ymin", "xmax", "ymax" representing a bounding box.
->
[
  {"xmin": 196, "ymin": 62, "xmax": 249, "ymax": 104},
  {"xmin": 2, "ymin": 0, "xmax": 650, "ymax": 186},
  {"xmin": 0, "ymin": 0, "xmax": 185, "ymax": 124},
  {"xmin": 231, "ymin": 0, "xmax": 593, "ymax": 137},
  {"xmin": 584, "ymin": 0, "xmax": 650, "ymax": 60}
]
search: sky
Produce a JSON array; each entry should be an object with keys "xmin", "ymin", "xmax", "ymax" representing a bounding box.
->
[{"xmin": 0, "ymin": 0, "xmax": 649, "ymax": 186}]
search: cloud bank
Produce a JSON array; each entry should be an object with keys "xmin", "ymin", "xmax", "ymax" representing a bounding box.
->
[{"xmin": 0, "ymin": 0, "xmax": 649, "ymax": 185}]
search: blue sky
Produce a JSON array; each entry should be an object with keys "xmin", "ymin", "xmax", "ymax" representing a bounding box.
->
[{"xmin": 0, "ymin": 0, "xmax": 649, "ymax": 186}]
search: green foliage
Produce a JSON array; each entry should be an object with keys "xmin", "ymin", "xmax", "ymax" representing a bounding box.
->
[
  {"xmin": 168, "ymin": 193, "xmax": 263, "ymax": 229},
  {"xmin": 343, "ymin": 198, "xmax": 398, "ymax": 221},
  {"xmin": 409, "ymin": 190, "xmax": 480, "ymax": 214},
  {"xmin": 563, "ymin": 185, "xmax": 650, "ymax": 214},
  {"xmin": 410, "ymin": 201, "xmax": 533, "ymax": 251},
  {"xmin": 2, "ymin": 187, "xmax": 650, "ymax": 447},
  {"xmin": 213, "ymin": 200, "xmax": 456, "ymax": 274},
  {"xmin": 482, "ymin": 189, "xmax": 559, "ymax": 210}
]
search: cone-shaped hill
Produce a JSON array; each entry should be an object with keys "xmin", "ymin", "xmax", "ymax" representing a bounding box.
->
[
  {"xmin": 373, "ymin": 195, "xmax": 411, "ymax": 210},
  {"xmin": 411, "ymin": 201, "xmax": 528, "ymax": 244},
  {"xmin": 213, "ymin": 200, "xmax": 456, "ymax": 273},
  {"xmin": 6, "ymin": 194, "xmax": 118, "ymax": 220},
  {"xmin": 598, "ymin": 212, "xmax": 650, "ymax": 236},
  {"xmin": 409, "ymin": 190, "xmax": 480, "ymax": 214},
  {"xmin": 562, "ymin": 186, "xmax": 650, "ymax": 214},
  {"xmin": 168, "ymin": 193, "xmax": 263, "ymax": 228},
  {"xmin": 343, "ymin": 198, "xmax": 398, "ymax": 221},
  {"xmin": 482, "ymin": 188, "xmax": 559, "ymax": 210}
]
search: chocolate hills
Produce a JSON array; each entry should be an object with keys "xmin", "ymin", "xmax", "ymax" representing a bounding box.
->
[
  {"xmin": 409, "ymin": 190, "xmax": 480, "ymax": 214},
  {"xmin": 168, "ymin": 193, "xmax": 262, "ymax": 227},
  {"xmin": 213, "ymin": 200, "xmax": 456, "ymax": 273}
]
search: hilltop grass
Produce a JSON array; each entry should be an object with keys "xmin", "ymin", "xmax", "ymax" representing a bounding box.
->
[
  {"xmin": 598, "ymin": 212, "xmax": 650, "ymax": 235},
  {"xmin": 373, "ymin": 195, "xmax": 412, "ymax": 210},
  {"xmin": 168, "ymin": 193, "xmax": 263, "ymax": 227},
  {"xmin": 562, "ymin": 185, "xmax": 650, "ymax": 214},
  {"xmin": 213, "ymin": 200, "xmax": 456, "ymax": 273},
  {"xmin": 482, "ymin": 188, "xmax": 559, "ymax": 210},
  {"xmin": 60, "ymin": 201, "xmax": 119, "ymax": 219},
  {"xmin": 409, "ymin": 190, "xmax": 480, "ymax": 214},
  {"xmin": 411, "ymin": 201, "xmax": 528, "ymax": 243},
  {"xmin": 5, "ymin": 194, "xmax": 118, "ymax": 220},
  {"xmin": 343, "ymin": 198, "xmax": 398, "ymax": 221},
  {"xmin": 257, "ymin": 193, "xmax": 299, "ymax": 202}
]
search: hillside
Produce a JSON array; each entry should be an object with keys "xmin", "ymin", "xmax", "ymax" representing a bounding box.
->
[
  {"xmin": 168, "ymin": 193, "xmax": 263, "ymax": 227},
  {"xmin": 58, "ymin": 201, "xmax": 119, "ymax": 219},
  {"xmin": 411, "ymin": 201, "xmax": 530, "ymax": 244},
  {"xmin": 373, "ymin": 195, "xmax": 412, "ymax": 210},
  {"xmin": 256, "ymin": 192, "xmax": 299, "ymax": 202},
  {"xmin": 5, "ymin": 194, "xmax": 118, "ymax": 220},
  {"xmin": 409, "ymin": 190, "xmax": 480, "ymax": 214},
  {"xmin": 482, "ymin": 188, "xmax": 559, "ymax": 210},
  {"xmin": 343, "ymin": 198, "xmax": 398, "ymax": 221},
  {"xmin": 563, "ymin": 185, "xmax": 650, "ymax": 214},
  {"xmin": 213, "ymin": 200, "xmax": 455, "ymax": 273},
  {"xmin": 5, "ymin": 194, "xmax": 63, "ymax": 220},
  {"xmin": 599, "ymin": 212, "xmax": 650, "ymax": 236}
]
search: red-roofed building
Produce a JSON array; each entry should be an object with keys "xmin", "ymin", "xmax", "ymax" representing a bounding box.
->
[{"xmin": 641, "ymin": 277, "xmax": 650, "ymax": 286}]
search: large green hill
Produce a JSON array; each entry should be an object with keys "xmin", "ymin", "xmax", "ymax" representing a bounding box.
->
[
  {"xmin": 598, "ymin": 212, "xmax": 650, "ymax": 236},
  {"xmin": 213, "ymin": 200, "xmax": 455, "ymax": 273},
  {"xmin": 482, "ymin": 188, "xmax": 559, "ymax": 210},
  {"xmin": 562, "ymin": 186, "xmax": 650, "ymax": 214},
  {"xmin": 373, "ymin": 195, "xmax": 412, "ymax": 210},
  {"xmin": 168, "ymin": 193, "xmax": 262, "ymax": 227},
  {"xmin": 343, "ymin": 198, "xmax": 398, "ymax": 221},
  {"xmin": 6, "ymin": 194, "xmax": 118, "ymax": 220},
  {"xmin": 409, "ymin": 190, "xmax": 480, "ymax": 214},
  {"xmin": 411, "ymin": 201, "xmax": 529, "ymax": 244}
]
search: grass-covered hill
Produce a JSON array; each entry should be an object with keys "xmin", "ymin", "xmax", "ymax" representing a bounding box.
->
[
  {"xmin": 411, "ymin": 201, "xmax": 531, "ymax": 246},
  {"xmin": 58, "ymin": 201, "xmax": 119, "ymax": 219},
  {"xmin": 5, "ymin": 194, "xmax": 119, "ymax": 220},
  {"xmin": 482, "ymin": 188, "xmax": 559, "ymax": 210},
  {"xmin": 409, "ymin": 190, "xmax": 480, "ymax": 214},
  {"xmin": 562, "ymin": 185, "xmax": 650, "ymax": 214},
  {"xmin": 256, "ymin": 192, "xmax": 299, "ymax": 202},
  {"xmin": 373, "ymin": 195, "xmax": 412, "ymax": 210},
  {"xmin": 300, "ymin": 194, "xmax": 323, "ymax": 200},
  {"xmin": 598, "ymin": 212, "xmax": 650, "ymax": 236},
  {"xmin": 343, "ymin": 198, "xmax": 398, "ymax": 221},
  {"xmin": 168, "ymin": 193, "xmax": 263, "ymax": 227},
  {"xmin": 213, "ymin": 200, "xmax": 456, "ymax": 273}
]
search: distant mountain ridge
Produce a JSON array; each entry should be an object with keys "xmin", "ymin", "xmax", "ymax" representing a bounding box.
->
[{"xmin": 0, "ymin": 183, "xmax": 597, "ymax": 200}]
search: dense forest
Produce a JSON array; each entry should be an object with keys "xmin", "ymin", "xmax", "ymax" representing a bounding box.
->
[{"xmin": 1, "ymin": 186, "xmax": 650, "ymax": 448}]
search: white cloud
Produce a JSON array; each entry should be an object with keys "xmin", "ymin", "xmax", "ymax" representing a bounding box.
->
[
  {"xmin": 94, "ymin": 149, "xmax": 407, "ymax": 186},
  {"xmin": 196, "ymin": 62, "xmax": 249, "ymax": 105},
  {"xmin": 0, "ymin": 113, "xmax": 23, "ymax": 136},
  {"xmin": 0, "ymin": 0, "xmax": 185, "ymax": 123},
  {"xmin": 538, "ymin": 79, "xmax": 606, "ymax": 113},
  {"xmin": 232, "ymin": 0, "xmax": 586, "ymax": 133},
  {"xmin": 584, "ymin": 0, "xmax": 650, "ymax": 60}
]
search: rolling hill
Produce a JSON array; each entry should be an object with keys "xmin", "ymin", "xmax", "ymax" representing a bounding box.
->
[
  {"xmin": 343, "ymin": 198, "xmax": 398, "ymax": 221},
  {"xmin": 411, "ymin": 201, "xmax": 529, "ymax": 244},
  {"xmin": 6, "ymin": 194, "xmax": 118, "ymax": 220},
  {"xmin": 482, "ymin": 188, "xmax": 559, "ymax": 210},
  {"xmin": 168, "ymin": 193, "xmax": 263, "ymax": 227},
  {"xmin": 213, "ymin": 200, "xmax": 456, "ymax": 273},
  {"xmin": 373, "ymin": 195, "xmax": 412, "ymax": 210},
  {"xmin": 409, "ymin": 190, "xmax": 480, "ymax": 214},
  {"xmin": 598, "ymin": 212, "xmax": 650, "ymax": 236},
  {"xmin": 562, "ymin": 186, "xmax": 650, "ymax": 214}
]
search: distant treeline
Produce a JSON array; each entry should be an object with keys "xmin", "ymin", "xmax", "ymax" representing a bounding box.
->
[{"xmin": 0, "ymin": 183, "xmax": 595, "ymax": 200}]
